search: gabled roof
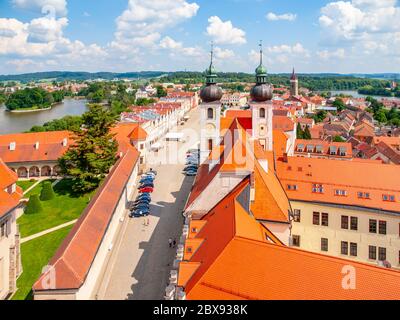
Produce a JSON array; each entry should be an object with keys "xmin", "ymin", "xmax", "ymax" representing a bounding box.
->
[
  {"xmin": 33, "ymin": 126, "xmax": 140, "ymax": 293},
  {"xmin": 276, "ymin": 156, "xmax": 400, "ymax": 213},
  {"xmin": 273, "ymin": 116, "xmax": 295, "ymax": 132},
  {"xmin": 181, "ymin": 172, "xmax": 400, "ymax": 300},
  {"xmin": 0, "ymin": 158, "xmax": 22, "ymax": 218},
  {"xmin": 0, "ymin": 131, "xmax": 71, "ymax": 163}
]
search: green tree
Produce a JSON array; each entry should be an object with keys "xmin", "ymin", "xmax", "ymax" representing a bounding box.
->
[
  {"xmin": 332, "ymin": 99, "xmax": 346, "ymax": 112},
  {"xmin": 59, "ymin": 104, "xmax": 118, "ymax": 193},
  {"xmin": 333, "ymin": 135, "xmax": 346, "ymax": 142},
  {"xmin": 25, "ymin": 194, "xmax": 43, "ymax": 214},
  {"xmin": 296, "ymin": 124, "xmax": 304, "ymax": 139},
  {"xmin": 156, "ymin": 85, "xmax": 167, "ymax": 98},
  {"xmin": 303, "ymin": 126, "xmax": 312, "ymax": 140},
  {"xmin": 40, "ymin": 182, "xmax": 55, "ymax": 201}
]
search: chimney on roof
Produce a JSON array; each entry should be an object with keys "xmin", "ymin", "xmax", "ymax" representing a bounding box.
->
[
  {"xmin": 282, "ymin": 153, "xmax": 288, "ymax": 163},
  {"xmin": 250, "ymin": 172, "xmax": 255, "ymax": 202},
  {"xmin": 34, "ymin": 142, "xmax": 39, "ymax": 150},
  {"xmin": 9, "ymin": 142, "xmax": 16, "ymax": 151},
  {"xmin": 62, "ymin": 138, "xmax": 68, "ymax": 147}
]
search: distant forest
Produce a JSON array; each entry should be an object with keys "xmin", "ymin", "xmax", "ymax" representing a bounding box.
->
[{"xmin": 0, "ymin": 71, "xmax": 398, "ymax": 93}]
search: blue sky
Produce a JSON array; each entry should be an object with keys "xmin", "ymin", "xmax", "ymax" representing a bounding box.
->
[{"xmin": 0, "ymin": 0, "xmax": 399, "ymax": 74}]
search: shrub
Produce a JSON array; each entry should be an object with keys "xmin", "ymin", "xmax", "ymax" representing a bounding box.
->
[
  {"xmin": 25, "ymin": 195, "xmax": 43, "ymax": 214},
  {"xmin": 40, "ymin": 182, "xmax": 55, "ymax": 201}
]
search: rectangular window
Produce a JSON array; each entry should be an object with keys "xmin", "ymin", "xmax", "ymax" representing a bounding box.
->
[
  {"xmin": 379, "ymin": 247, "xmax": 386, "ymax": 261},
  {"xmin": 379, "ymin": 221, "xmax": 387, "ymax": 235},
  {"xmin": 292, "ymin": 235, "xmax": 301, "ymax": 247},
  {"xmin": 321, "ymin": 213, "xmax": 329, "ymax": 227},
  {"xmin": 369, "ymin": 219, "xmax": 377, "ymax": 233},
  {"xmin": 293, "ymin": 209, "xmax": 301, "ymax": 223},
  {"xmin": 313, "ymin": 212, "xmax": 320, "ymax": 225},
  {"xmin": 350, "ymin": 243, "xmax": 358, "ymax": 257},
  {"xmin": 382, "ymin": 194, "xmax": 395, "ymax": 202},
  {"xmin": 0, "ymin": 221, "xmax": 7, "ymax": 238},
  {"xmin": 341, "ymin": 216, "xmax": 349, "ymax": 229},
  {"xmin": 369, "ymin": 246, "xmax": 377, "ymax": 260},
  {"xmin": 335, "ymin": 189, "xmax": 347, "ymax": 196},
  {"xmin": 341, "ymin": 241, "xmax": 348, "ymax": 255},
  {"xmin": 321, "ymin": 238, "xmax": 328, "ymax": 252},
  {"xmin": 350, "ymin": 217, "xmax": 358, "ymax": 231},
  {"xmin": 312, "ymin": 184, "xmax": 324, "ymax": 194}
]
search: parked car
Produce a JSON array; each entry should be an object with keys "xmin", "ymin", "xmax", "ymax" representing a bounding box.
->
[
  {"xmin": 139, "ymin": 183, "xmax": 154, "ymax": 189},
  {"xmin": 130, "ymin": 209, "xmax": 150, "ymax": 218},
  {"xmin": 184, "ymin": 166, "xmax": 198, "ymax": 172},
  {"xmin": 137, "ymin": 193, "xmax": 151, "ymax": 199},
  {"xmin": 140, "ymin": 176, "xmax": 154, "ymax": 183},
  {"xmin": 134, "ymin": 199, "xmax": 151, "ymax": 205},
  {"xmin": 139, "ymin": 187, "xmax": 154, "ymax": 193}
]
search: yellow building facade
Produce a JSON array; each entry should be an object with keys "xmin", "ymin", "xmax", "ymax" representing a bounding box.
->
[{"xmin": 290, "ymin": 200, "xmax": 400, "ymax": 269}]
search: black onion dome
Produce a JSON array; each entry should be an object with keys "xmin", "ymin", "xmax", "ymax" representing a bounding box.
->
[
  {"xmin": 251, "ymin": 84, "xmax": 273, "ymax": 102},
  {"xmin": 200, "ymin": 44, "xmax": 223, "ymax": 103},
  {"xmin": 200, "ymin": 84, "xmax": 223, "ymax": 103}
]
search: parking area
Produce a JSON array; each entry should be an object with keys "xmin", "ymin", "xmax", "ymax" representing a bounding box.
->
[{"xmin": 97, "ymin": 107, "xmax": 201, "ymax": 300}]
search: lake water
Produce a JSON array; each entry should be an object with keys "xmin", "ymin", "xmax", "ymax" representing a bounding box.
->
[
  {"xmin": 330, "ymin": 90, "xmax": 400, "ymax": 101},
  {"xmin": 0, "ymin": 98, "xmax": 88, "ymax": 134}
]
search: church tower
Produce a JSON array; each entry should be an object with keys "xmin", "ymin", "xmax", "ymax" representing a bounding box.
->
[
  {"xmin": 249, "ymin": 42, "xmax": 273, "ymax": 151},
  {"xmin": 290, "ymin": 68, "xmax": 299, "ymax": 97},
  {"xmin": 199, "ymin": 44, "xmax": 223, "ymax": 163}
]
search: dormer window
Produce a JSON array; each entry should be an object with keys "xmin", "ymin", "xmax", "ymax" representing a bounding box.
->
[
  {"xmin": 297, "ymin": 144, "xmax": 304, "ymax": 152},
  {"xmin": 186, "ymin": 247, "xmax": 192, "ymax": 253},
  {"xmin": 329, "ymin": 146, "xmax": 337, "ymax": 155},
  {"xmin": 315, "ymin": 145, "xmax": 323, "ymax": 154},
  {"xmin": 382, "ymin": 194, "xmax": 395, "ymax": 202},
  {"xmin": 358, "ymin": 192, "xmax": 370, "ymax": 199},
  {"xmin": 306, "ymin": 145, "xmax": 314, "ymax": 153},
  {"xmin": 335, "ymin": 189, "xmax": 347, "ymax": 196},
  {"xmin": 339, "ymin": 147, "xmax": 347, "ymax": 156},
  {"xmin": 191, "ymin": 227, "xmax": 198, "ymax": 233},
  {"xmin": 287, "ymin": 184, "xmax": 298, "ymax": 191},
  {"xmin": 312, "ymin": 184, "xmax": 324, "ymax": 193}
]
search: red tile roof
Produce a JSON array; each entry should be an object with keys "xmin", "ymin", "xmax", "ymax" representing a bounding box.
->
[
  {"xmin": 0, "ymin": 131, "xmax": 71, "ymax": 163},
  {"xmin": 276, "ymin": 156, "xmax": 400, "ymax": 213},
  {"xmin": 33, "ymin": 125, "xmax": 140, "ymax": 292},
  {"xmin": 0, "ymin": 158, "xmax": 22, "ymax": 218}
]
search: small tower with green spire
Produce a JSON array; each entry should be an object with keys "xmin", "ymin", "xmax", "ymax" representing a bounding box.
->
[
  {"xmin": 200, "ymin": 42, "xmax": 222, "ymax": 163},
  {"xmin": 255, "ymin": 40, "xmax": 267, "ymax": 84}
]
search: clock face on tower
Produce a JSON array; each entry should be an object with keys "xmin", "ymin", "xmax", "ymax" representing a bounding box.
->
[{"xmin": 206, "ymin": 123, "xmax": 216, "ymax": 135}]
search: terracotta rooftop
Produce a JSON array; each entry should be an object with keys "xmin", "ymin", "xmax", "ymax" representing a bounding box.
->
[
  {"xmin": 276, "ymin": 156, "xmax": 400, "ymax": 213},
  {"xmin": 33, "ymin": 124, "xmax": 140, "ymax": 292},
  {"xmin": 180, "ymin": 175, "xmax": 400, "ymax": 300},
  {"xmin": 0, "ymin": 131, "xmax": 71, "ymax": 163},
  {"xmin": 0, "ymin": 158, "xmax": 22, "ymax": 218}
]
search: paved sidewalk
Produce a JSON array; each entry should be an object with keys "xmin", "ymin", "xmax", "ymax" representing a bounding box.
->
[{"xmin": 21, "ymin": 219, "xmax": 78, "ymax": 243}]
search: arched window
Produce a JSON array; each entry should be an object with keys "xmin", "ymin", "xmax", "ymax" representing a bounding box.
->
[
  {"xmin": 207, "ymin": 108, "xmax": 214, "ymax": 120},
  {"xmin": 259, "ymin": 108, "xmax": 266, "ymax": 118}
]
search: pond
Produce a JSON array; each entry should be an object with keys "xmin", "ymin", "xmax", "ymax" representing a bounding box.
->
[{"xmin": 0, "ymin": 98, "xmax": 88, "ymax": 134}]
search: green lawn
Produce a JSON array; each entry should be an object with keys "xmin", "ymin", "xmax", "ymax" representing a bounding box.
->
[
  {"xmin": 11, "ymin": 225, "xmax": 73, "ymax": 300},
  {"xmin": 23, "ymin": 179, "xmax": 56, "ymax": 198},
  {"xmin": 18, "ymin": 179, "xmax": 93, "ymax": 238},
  {"xmin": 16, "ymin": 180, "xmax": 38, "ymax": 192}
]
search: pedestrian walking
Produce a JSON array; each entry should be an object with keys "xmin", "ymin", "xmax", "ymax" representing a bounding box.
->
[
  {"xmin": 168, "ymin": 238, "xmax": 173, "ymax": 248},
  {"xmin": 146, "ymin": 217, "xmax": 150, "ymax": 226}
]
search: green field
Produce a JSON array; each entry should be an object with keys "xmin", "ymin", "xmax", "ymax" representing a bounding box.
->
[
  {"xmin": 18, "ymin": 179, "xmax": 93, "ymax": 238},
  {"xmin": 23, "ymin": 179, "xmax": 56, "ymax": 198},
  {"xmin": 11, "ymin": 225, "xmax": 73, "ymax": 300},
  {"xmin": 16, "ymin": 180, "xmax": 38, "ymax": 192}
]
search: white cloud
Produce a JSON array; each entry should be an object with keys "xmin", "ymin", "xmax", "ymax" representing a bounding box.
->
[
  {"xmin": 28, "ymin": 17, "xmax": 68, "ymax": 43},
  {"xmin": 319, "ymin": 0, "xmax": 400, "ymax": 41},
  {"xmin": 206, "ymin": 16, "xmax": 246, "ymax": 45},
  {"xmin": 12, "ymin": 0, "xmax": 68, "ymax": 17},
  {"xmin": 112, "ymin": 0, "xmax": 199, "ymax": 51},
  {"xmin": 214, "ymin": 47, "xmax": 235, "ymax": 59},
  {"xmin": 266, "ymin": 12, "xmax": 297, "ymax": 21},
  {"xmin": 159, "ymin": 36, "xmax": 203, "ymax": 58},
  {"xmin": 317, "ymin": 48, "xmax": 346, "ymax": 60},
  {"xmin": 266, "ymin": 43, "xmax": 309, "ymax": 56}
]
